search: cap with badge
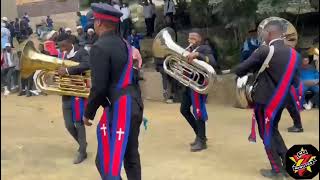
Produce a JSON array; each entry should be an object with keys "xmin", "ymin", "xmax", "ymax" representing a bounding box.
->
[{"xmin": 91, "ymin": 3, "xmax": 122, "ymax": 23}]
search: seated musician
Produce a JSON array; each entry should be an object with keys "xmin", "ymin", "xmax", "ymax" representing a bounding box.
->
[
  {"xmin": 56, "ymin": 37, "xmax": 90, "ymax": 164},
  {"xmin": 180, "ymin": 29, "xmax": 216, "ymax": 152}
]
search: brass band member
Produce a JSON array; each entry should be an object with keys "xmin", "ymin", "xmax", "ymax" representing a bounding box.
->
[
  {"xmin": 83, "ymin": 3, "xmax": 143, "ymax": 180},
  {"xmin": 233, "ymin": 21, "xmax": 300, "ymax": 178},
  {"xmin": 57, "ymin": 37, "xmax": 90, "ymax": 164},
  {"xmin": 181, "ymin": 29, "xmax": 217, "ymax": 152}
]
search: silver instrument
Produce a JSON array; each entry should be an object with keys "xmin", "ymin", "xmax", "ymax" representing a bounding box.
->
[
  {"xmin": 235, "ymin": 17, "xmax": 298, "ymax": 108},
  {"xmin": 152, "ymin": 28, "xmax": 216, "ymax": 94}
]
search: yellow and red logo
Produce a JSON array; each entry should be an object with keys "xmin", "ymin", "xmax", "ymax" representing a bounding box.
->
[{"xmin": 286, "ymin": 145, "xmax": 319, "ymax": 179}]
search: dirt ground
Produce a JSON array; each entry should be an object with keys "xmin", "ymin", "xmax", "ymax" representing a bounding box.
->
[{"xmin": 1, "ymin": 94, "xmax": 319, "ymax": 180}]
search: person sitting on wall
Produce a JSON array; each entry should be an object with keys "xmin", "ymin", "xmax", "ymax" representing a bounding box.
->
[{"xmin": 300, "ymin": 55, "xmax": 319, "ymax": 110}]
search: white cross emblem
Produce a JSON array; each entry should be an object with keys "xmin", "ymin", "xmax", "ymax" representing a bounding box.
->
[
  {"xmin": 296, "ymin": 101, "xmax": 300, "ymax": 106},
  {"xmin": 196, "ymin": 108, "xmax": 200, "ymax": 114},
  {"xmin": 116, "ymin": 128, "xmax": 125, "ymax": 141},
  {"xmin": 299, "ymin": 96, "xmax": 302, "ymax": 100},
  {"xmin": 100, "ymin": 124, "xmax": 107, "ymax": 136},
  {"xmin": 265, "ymin": 117, "xmax": 270, "ymax": 124},
  {"xmin": 75, "ymin": 97, "xmax": 79, "ymax": 100}
]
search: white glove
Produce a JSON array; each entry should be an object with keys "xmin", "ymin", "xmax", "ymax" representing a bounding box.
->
[{"xmin": 237, "ymin": 75, "xmax": 248, "ymax": 88}]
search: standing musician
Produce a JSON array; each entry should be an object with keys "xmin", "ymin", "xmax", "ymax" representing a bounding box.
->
[
  {"xmin": 57, "ymin": 37, "xmax": 90, "ymax": 164},
  {"xmin": 233, "ymin": 21, "xmax": 300, "ymax": 178},
  {"xmin": 82, "ymin": 3, "xmax": 143, "ymax": 180},
  {"xmin": 181, "ymin": 29, "xmax": 216, "ymax": 152}
]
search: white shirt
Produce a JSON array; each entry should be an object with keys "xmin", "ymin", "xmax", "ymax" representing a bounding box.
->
[
  {"xmin": 120, "ymin": 7, "xmax": 131, "ymax": 22},
  {"xmin": 164, "ymin": 0, "xmax": 176, "ymax": 15},
  {"xmin": 66, "ymin": 45, "xmax": 77, "ymax": 59},
  {"xmin": 143, "ymin": 4, "xmax": 153, "ymax": 18},
  {"xmin": 5, "ymin": 52, "xmax": 13, "ymax": 67},
  {"xmin": 113, "ymin": 4, "xmax": 121, "ymax": 11}
]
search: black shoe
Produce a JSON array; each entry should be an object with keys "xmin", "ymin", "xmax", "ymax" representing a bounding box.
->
[
  {"xmin": 73, "ymin": 152, "xmax": 87, "ymax": 164},
  {"xmin": 287, "ymin": 126, "xmax": 303, "ymax": 133},
  {"xmin": 260, "ymin": 169, "xmax": 285, "ymax": 180},
  {"xmin": 18, "ymin": 91, "xmax": 26, "ymax": 96},
  {"xmin": 26, "ymin": 92, "xmax": 32, "ymax": 97},
  {"xmin": 78, "ymin": 143, "xmax": 88, "ymax": 152},
  {"xmin": 190, "ymin": 137, "xmax": 207, "ymax": 146},
  {"xmin": 190, "ymin": 138, "xmax": 207, "ymax": 152}
]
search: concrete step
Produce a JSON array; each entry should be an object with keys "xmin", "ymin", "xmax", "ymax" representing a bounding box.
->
[{"xmin": 140, "ymin": 71, "xmax": 238, "ymax": 106}]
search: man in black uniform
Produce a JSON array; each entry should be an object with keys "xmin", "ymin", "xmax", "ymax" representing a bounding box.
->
[
  {"xmin": 82, "ymin": 3, "xmax": 143, "ymax": 180},
  {"xmin": 57, "ymin": 37, "xmax": 90, "ymax": 164},
  {"xmin": 180, "ymin": 29, "xmax": 216, "ymax": 152},
  {"xmin": 234, "ymin": 21, "xmax": 300, "ymax": 178}
]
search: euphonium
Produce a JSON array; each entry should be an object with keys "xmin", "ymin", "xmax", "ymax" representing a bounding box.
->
[
  {"xmin": 235, "ymin": 17, "xmax": 298, "ymax": 108},
  {"xmin": 152, "ymin": 28, "xmax": 216, "ymax": 94},
  {"xmin": 20, "ymin": 40, "xmax": 90, "ymax": 98}
]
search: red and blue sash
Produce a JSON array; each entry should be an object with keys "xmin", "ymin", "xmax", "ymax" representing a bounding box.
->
[
  {"xmin": 97, "ymin": 40, "xmax": 133, "ymax": 180},
  {"xmin": 289, "ymin": 80, "xmax": 304, "ymax": 111},
  {"xmin": 71, "ymin": 97, "xmax": 88, "ymax": 123},
  {"xmin": 190, "ymin": 90, "xmax": 208, "ymax": 121},
  {"xmin": 249, "ymin": 49, "xmax": 298, "ymax": 145},
  {"xmin": 264, "ymin": 48, "xmax": 298, "ymax": 148}
]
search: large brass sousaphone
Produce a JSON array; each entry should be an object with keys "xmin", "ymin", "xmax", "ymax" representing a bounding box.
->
[
  {"xmin": 235, "ymin": 17, "xmax": 298, "ymax": 108},
  {"xmin": 20, "ymin": 40, "xmax": 90, "ymax": 97},
  {"xmin": 152, "ymin": 28, "xmax": 216, "ymax": 94}
]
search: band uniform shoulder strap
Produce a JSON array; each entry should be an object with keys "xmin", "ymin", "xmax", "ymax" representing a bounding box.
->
[{"xmin": 257, "ymin": 45, "xmax": 275, "ymax": 76}]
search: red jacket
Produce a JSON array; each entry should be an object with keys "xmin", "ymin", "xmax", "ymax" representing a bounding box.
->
[{"xmin": 44, "ymin": 40, "xmax": 58, "ymax": 56}]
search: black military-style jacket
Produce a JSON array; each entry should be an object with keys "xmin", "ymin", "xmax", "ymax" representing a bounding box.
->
[
  {"xmin": 234, "ymin": 39, "xmax": 300, "ymax": 104},
  {"xmin": 84, "ymin": 31, "xmax": 143, "ymax": 120},
  {"xmin": 62, "ymin": 45, "xmax": 90, "ymax": 107},
  {"xmin": 192, "ymin": 44, "xmax": 217, "ymax": 68}
]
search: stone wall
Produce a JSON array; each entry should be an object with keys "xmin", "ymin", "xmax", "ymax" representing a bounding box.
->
[
  {"xmin": 17, "ymin": 0, "xmax": 79, "ymax": 17},
  {"xmin": 141, "ymin": 71, "xmax": 237, "ymax": 106}
]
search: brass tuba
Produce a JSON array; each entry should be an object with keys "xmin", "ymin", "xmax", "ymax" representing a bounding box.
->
[
  {"xmin": 20, "ymin": 40, "xmax": 90, "ymax": 98},
  {"xmin": 152, "ymin": 28, "xmax": 216, "ymax": 94},
  {"xmin": 235, "ymin": 17, "xmax": 298, "ymax": 108}
]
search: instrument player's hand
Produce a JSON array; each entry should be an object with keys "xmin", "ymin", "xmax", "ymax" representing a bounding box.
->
[
  {"xmin": 57, "ymin": 67, "xmax": 67, "ymax": 76},
  {"xmin": 83, "ymin": 116, "xmax": 92, "ymax": 126},
  {"xmin": 187, "ymin": 52, "xmax": 198, "ymax": 63}
]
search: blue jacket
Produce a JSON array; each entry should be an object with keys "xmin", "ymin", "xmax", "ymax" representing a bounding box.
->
[
  {"xmin": 80, "ymin": 16, "xmax": 87, "ymax": 29},
  {"xmin": 240, "ymin": 38, "xmax": 260, "ymax": 62},
  {"xmin": 300, "ymin": 65, "xmax": 319, "ymax": 81}
]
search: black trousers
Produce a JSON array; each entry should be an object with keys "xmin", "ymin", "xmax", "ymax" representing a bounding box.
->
[
  {"xmin": 151, "ymin": 15, "xmax": 156, "ymax": 34},
  {"xmin": 95, "ymin": 99, "xmax": 143, "ymax": 180},
  {"xmin": 255, "ymin": 104, "xmax": 287, "ymax": 173},
  {"xmin": 20, "ymin": 73, "xmax": 34, "ymax": 92},
  {"xmin": 286, "ymin": 97, "xmax": 302, "ymax": 128},
  {"xmin": 121, "ymin": 18, "xmax": 130, "ymax": 39},
  {"xmin": 145, "ymin": 18, "xmax": 153, "ymax": 37},
  {"xmin": 62, "ymin": 98, "xmax": 87, "ymax": 154},
  {"xmin": 180, "ymin": 88, "xmax": 206, "ymax": 140},
  {"xmin": 1, "ymin": 67, "xmax": 15, "ymax": 90}
]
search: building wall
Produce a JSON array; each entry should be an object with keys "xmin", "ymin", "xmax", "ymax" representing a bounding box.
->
[
  {"xmin": 1, "ymin": 0, "xmax": 18, "ymax": 20},
  {"xmin": 17, "ymin": 0, "xmax": 79, "ymax": 17}
]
